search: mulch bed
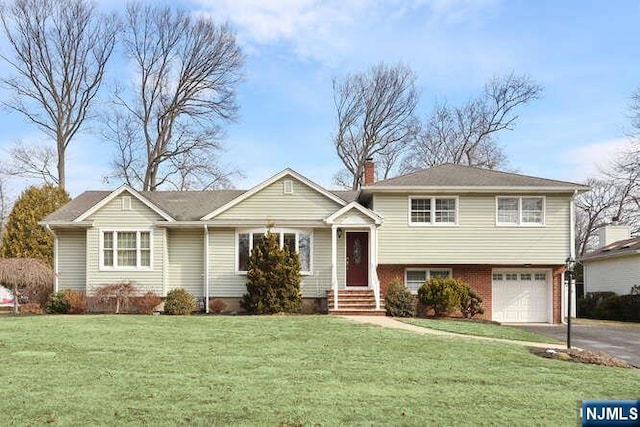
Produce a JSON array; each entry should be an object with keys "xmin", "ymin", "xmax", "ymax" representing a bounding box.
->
[{"xmin": 529, "ymin": 347, "xmax": 635, "ymax": 368}]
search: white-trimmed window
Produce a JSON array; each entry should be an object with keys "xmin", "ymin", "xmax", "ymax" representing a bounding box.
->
[
  {"xmin": 409, "ymin": 197, "xmax": 457, "ymax": 226},
  {"xmin": 405, "ymin": 268, "xmax": 452, "ymax": 292},
  {"xmin": 101, "ymin": 230, "xmax": 151, "ymax": 269},
  {"xmin": 496, "ymin": 196, "xmax": 544, "ymax": 226},
  {"xmin": 237, "ymin": 229, "xmax": 312, "ymax": 274}
]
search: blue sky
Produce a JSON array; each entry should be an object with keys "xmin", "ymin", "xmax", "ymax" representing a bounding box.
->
[{"xmin": 1, "ymin": 0, "xmax": 639, "ymax": 197}]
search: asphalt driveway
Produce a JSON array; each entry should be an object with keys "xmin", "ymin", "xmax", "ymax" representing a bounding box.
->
[{"xmin": 514, "ymin": 321, "xmax": 640, "ymax": 367}]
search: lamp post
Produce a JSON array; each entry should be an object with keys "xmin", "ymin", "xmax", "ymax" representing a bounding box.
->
[{"xmin": 565, "ymin": 256, "xmax": 576, "ymax": 349}]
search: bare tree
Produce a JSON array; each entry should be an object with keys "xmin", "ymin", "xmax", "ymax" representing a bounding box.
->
[
  {"xmin": 0, "ymin": 142, "xmax": 57, "ymax": 185},
  {"xmin": 575, "ymin": 149, "xmax": 640, "ymax": 255},
  {"xmin": 0, "ymin": 0, "xmax": 118, "ymax": 189},
  {"xmin": 332, "ymin": 63, "xmax": 419, "ymax": 189},
  {"xmin": 402, "ymin": 73, "xmax": 541, "ymax": 172},
  {"xmin": 0, "ymin": 176, "xmax": 12, "ymax": 246},
  {"xmin": 105, "ymin": 4, "xmax": 243, "ymax": 191}
]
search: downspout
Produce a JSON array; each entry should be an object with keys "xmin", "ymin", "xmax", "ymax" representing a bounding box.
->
[
  {"xmin": 46, "ymin": 225, "xmax": 59, "ymax": 293},
  {"xmin": 204, "ymin": 224, "xmax": 209, "ymax": 313}
]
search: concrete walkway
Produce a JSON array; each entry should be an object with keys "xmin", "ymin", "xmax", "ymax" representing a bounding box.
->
[{"xmin": 340, "ymin": 315, "xmax": 569, "ymax": 349}]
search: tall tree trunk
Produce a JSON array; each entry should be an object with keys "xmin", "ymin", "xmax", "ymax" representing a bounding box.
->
[{"xmin": 57, "ymin": 143, "xmax": 65, "ymax": 189}]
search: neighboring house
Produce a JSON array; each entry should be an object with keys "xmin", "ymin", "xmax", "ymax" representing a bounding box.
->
[
  {"xmin": 581, "ymin": 224, "xmax": 640, "ymax": 295},
  {"xmin": 42, "ymin": 163, "xmax": 588, "ymax": 323}
]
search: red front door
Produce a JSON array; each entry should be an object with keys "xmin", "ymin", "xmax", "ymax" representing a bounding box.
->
[{"xmin": 346, "ymin": 232, "xmax": 368, "ymax": 287}]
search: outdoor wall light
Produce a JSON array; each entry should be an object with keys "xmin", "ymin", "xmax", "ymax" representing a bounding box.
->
[{"xmin": 337, "ymin": 228, "xmax": 343, "ymax": 239}]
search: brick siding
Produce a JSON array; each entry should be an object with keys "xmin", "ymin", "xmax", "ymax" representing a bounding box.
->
[{"xmin": 377, "ymin": 264, "xmax": 564, "ymax": 323}]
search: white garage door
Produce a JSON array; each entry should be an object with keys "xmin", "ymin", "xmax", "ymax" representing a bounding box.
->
[{"xmin": 492, "ymin": 270, "xmax": 550, "ymax": 323}]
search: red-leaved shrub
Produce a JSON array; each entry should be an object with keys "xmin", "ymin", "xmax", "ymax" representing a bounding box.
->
[
  {"xmin": 65, "ymin": 289, "xmax": 87, "ymax": 314},
  {"xmin": 209, "ymin": 298, "xmax": 227, "ymax": 314},
  {"xmin": 20, "ymin": 302, "xmax": 44, "ymax": 314},
  {"xmin": 132, "ymin": 292, "xmax": 162, "ymax": 314}
]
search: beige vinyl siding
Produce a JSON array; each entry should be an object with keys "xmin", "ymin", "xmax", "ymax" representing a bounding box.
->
[
  {"xmin": 168, "ymin": 229, "xmax": 204, "ymax": 297},
  {"xmin": 85, "ymin": 192, "xmax": 165, "ymax": 295},
  {"xmin": 376, "ymin": 193, "xmax": 570, "ymax": 264},
  {"xmin": 584, "ymin": 255, "xmax": 640, "ymax": 295},
  {"xmin": 209, "ymin": 228, "xmax": 245, "ymax": 297},
  {"xmin": 208, "ymin": 227, "xmax": 340, "ymax": 298},
  {"xmin": 216, "ymin": 177, "xmax": 342, "ymax": 221},
  {"xmin": 57, "ymin": 229, "xmax": 86, "ymax": 291}
]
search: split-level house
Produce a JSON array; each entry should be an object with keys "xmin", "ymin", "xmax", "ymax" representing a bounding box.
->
[{"xmin": 42, "ymin": 163, "xmax": 588, "ymax": 323}]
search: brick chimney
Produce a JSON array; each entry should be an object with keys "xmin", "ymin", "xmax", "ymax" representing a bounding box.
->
[{"xmin": 363, "ymin": 158, "xmax": 375, "ymax": 186}]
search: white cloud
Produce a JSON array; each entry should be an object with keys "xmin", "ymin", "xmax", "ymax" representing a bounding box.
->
[
  {"xmin": 192, "ymin": 0, "xmax": 504, "ymax": 70},
  {"xmin": 559, "ymin": 138, "xmax": 631, "ymax": 181}
]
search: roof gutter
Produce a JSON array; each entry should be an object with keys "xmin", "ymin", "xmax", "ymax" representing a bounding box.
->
[{"xmin": 360, "ymin": 186, "xmax": 590, "ymax": 195}]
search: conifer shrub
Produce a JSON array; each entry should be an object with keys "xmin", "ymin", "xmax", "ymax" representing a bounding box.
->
[
  {"xmin": 417, "ymin": 278, "xmax": 466, "ymax": 317},
  {"xmin": 164, "ymin": 288, "xmax": 197, "ymax": 315},
  {"xmin": 240, "ymin": 230, "xmax": 302, "ymax": 314},
  {"xmin": 0, "ymin": 184, "xmax": 70, "ymax": 266},
  {"xmin": 459, "ymin": 286, "xmax": 484, "ymax": 319},
  {"xmin": 384, "ymin": 279, "xmax": 416, "ymax": 317},
  {"xmin": 45, "ymin": 291, "xmax": 70, "ymax": 314}
]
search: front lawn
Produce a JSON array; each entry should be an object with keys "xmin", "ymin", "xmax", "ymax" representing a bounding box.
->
[
  {"xmin": 0, "ymin": 315, "xmax": 636, "ymax": 425},
  {"xmin": 402, "ymin": 318, "xmax": 561, "ymax": 343}
]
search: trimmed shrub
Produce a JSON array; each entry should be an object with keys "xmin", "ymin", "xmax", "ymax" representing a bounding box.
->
[
  {"xmin": 578, "ymin": 292, "xmax": 640, "ymax": 322},
  {"xmin": 45, "ymin": 291, "xmax": 70, "ymax": 314},
  {"xmin": 417, "ymin": 278, "xmax": 466, "ymax": 317},
  {"xmin": 132, "ymin": 291, "xmax": 162, "ymax": 314},
  {"xmin": 578, "ymin": 292, "xmax": 616, "ymax": 318},
  {"xmin": 384, "ymin": 279, "xmax": 416, "ymax": 317},
  {"xmin": 459, "ymin": 286, "xmax": 485, "ymax": 319},
  {"xmin": 164, "ymin": 288, "xmax": 197, "ymax": 315},
  {"xmin": 209, "ymin": 298, "xmax": 227, "ymax": 314},
  {"xmin": 240, "ymin": 230, "xmax": 302, "ymax": 314},
  {"xmin": 65, "ymin": 290, "xmax": 87, "ymax": 314}
]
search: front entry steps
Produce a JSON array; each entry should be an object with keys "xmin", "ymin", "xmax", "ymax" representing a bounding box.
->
[{"xmin": 327, "ymin": 289, "xmax": 386, "ymax": 316}]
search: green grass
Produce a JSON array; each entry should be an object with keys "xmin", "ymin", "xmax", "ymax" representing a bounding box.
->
[
  {"xmin": 402, "ymin": 318, "xmax": 561, "ymax": 343},
  {"xmin": 0, "ymin": 315, "xmax": 636, "ymax": 426}
]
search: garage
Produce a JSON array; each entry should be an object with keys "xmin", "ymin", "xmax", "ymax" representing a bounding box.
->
[{"xmin": 492, "ymin": 270, "xmax": 551, "ymax": 323}]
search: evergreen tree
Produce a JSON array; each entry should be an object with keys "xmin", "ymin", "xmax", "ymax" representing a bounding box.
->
[
  {"xmin": 241, "ymin": 230, "xmax": 302, "ymax": 314},
  {"xmin": 1, "ymin": 184, "xmax": 70, "ymax": 266}
]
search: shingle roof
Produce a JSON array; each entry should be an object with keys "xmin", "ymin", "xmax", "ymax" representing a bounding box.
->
[
  {"xmin": 44, "ymin": 188, "xmax": 359, "ymax": 222},
  {"xmin": 366, "ymin": 164, "xmax": 588, "ymax": 189},
  {"xmin": 581, "ymin": 236, "xmax": 640, "ymax": 261},
  {"xmin": 44, "ymin": 191, "xmax": 111, "ymax": 222},
  {"xmin": 331, "ymin": 190, "xmax": 359, "ymax": 203}
]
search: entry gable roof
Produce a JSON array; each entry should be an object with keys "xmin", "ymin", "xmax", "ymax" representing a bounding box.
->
[
  {"xmin": 325, "ymin": 201, "xmax": 383, "ymax": 225},
  {"xmin": 363, "ymin": 164, "xmax": 589, "ymax": 193},
  {"xmin": 74, "ymin": 185, "xmax": 174, "ymax": 222},
  {"xmin": 201, "ymin": 168, "xmax": 348, "ymax": 220}
]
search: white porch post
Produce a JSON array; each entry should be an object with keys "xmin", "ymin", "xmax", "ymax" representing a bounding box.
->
[
  {"xmin": 369, "ymin": 224, "xmax": 380, "ymax": 310},
  {"xmin": 331, "ymin": 225, "xmax": 339, "ymax": 310}
]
